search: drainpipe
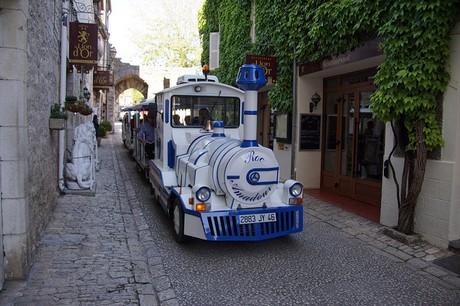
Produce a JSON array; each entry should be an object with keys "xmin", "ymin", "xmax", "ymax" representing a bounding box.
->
[
  {"xmin": 291, "ymin": 48, "xmax": 297, "ymax": 180},
  {"xmin": 58, "ymin": 0, "xmax": 69, "ymax": 193}
]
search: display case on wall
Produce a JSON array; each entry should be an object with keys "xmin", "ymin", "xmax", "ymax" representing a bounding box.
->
[{"xmin": 274, "ymin": 112, "xmax": 291, "ymax": 143}]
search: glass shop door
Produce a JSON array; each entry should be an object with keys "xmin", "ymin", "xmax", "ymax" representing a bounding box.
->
[{"xmin": 322, "ymin": 85, "xmax": 384, "ymax": 206}]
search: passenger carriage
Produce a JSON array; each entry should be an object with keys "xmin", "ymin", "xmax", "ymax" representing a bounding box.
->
[{"xmin": 121, "ymin": 98, "xmax": 155, "ymax": 179}]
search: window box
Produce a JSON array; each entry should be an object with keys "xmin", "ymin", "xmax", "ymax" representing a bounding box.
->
[{"xmin": 49, "ymin": 118, "xmax": 66, "ymax": 130}]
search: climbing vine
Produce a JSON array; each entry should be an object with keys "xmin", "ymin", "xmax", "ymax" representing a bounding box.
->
[{"xmin": 199, "ymin": 0, "xmax": 252, "ymax": 85}]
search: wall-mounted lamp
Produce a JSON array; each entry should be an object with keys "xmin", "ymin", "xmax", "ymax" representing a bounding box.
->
[
  {"xmin": 310, "ymin": 91, "xmax": 321, "ymax": 113},
  {"xmin": 83, "ymin": 87, "xmax": 91, "ymax": 102}
]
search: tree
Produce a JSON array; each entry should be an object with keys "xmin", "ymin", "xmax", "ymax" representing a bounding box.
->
[{"xmin": 132, "ymin": 0, "xmax": 203, "ymax": 67}]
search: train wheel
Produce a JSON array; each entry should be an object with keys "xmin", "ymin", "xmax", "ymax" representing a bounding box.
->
[{"xmin": 172, "ymin": 198, "xmax": 186, "ymax": 243}]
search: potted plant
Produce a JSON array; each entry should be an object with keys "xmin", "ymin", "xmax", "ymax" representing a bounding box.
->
[
  {"xmin": 100, "ymin": 120, "xmax": 113, "ymax": 134},
  {"xmin": 96, "ymin": 126, "xmax": 106, "ymax": 146},
  {"xmin": 49, "ymin": 103, "xmax": 68, "ymax": 130},
  {"xmin": 79, "ymin": 104, "xmax": 93, "ymax": 116},
  {"xmin": 65, "ymin": 100, "xmax": 86, "ymax": 113},
  {"xmin": 65, "ymin": 95, "xmax": 78, "ymax": 102}
]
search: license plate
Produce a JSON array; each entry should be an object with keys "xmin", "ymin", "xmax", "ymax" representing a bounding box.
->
[{"xmin": 238, "ymin": 213, "xmax": 277, "ymax": 224}]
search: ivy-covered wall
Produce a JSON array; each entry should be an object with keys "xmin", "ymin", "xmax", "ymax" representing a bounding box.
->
[
  {"xmin": 199, "ymin": 1, "xmax": 459, "ymax": 150},
  {"xmin": 199, "ymin": 0, "xmax": 252, "ymax": 85}
]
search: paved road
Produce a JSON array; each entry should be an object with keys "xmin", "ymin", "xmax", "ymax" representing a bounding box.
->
[
  {"xmin": 0, "ymin": 123, "xmax": 458, "ymax": 305},
  {"xmin": 115, "ymin": 124, "xmax": 460, "ymax": 306}
]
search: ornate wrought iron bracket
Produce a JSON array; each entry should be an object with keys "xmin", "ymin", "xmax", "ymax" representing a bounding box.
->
[{"xmin": 63, "ymin": 0, "xmax": 95, "ymax": 23}]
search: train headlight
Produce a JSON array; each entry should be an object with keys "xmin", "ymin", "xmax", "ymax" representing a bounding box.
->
[
  {"xmin": 192, "ymin": 185, "xmax": 211, "ymax": 202},
  {"xmin": 283, "ymin": 180, "xmax": 303, "ymax": 205},
  {"xmin": 192, "ymin": 185, "xmax": 212, "ymax": 212},
  {"xmin": 290, "ymin": 183, "xmax": 303, "ymax": 197},
  {"xmin": 196, "ymin": 186, "xmax": 211, "ymax": 202}
]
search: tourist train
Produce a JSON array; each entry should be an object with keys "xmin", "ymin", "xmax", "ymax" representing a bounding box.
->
[{"xmin": 122, "ymin": 64, "xmax": 304, "ymax": 242}]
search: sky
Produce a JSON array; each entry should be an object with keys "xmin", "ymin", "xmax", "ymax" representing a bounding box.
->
[{"xmin": 109, "ymin": 0, "xmax": 204, "ymax": 66}]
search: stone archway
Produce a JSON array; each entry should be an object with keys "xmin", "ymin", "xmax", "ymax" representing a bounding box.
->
[
  {"xmin": 104, "ymin": 54, "xmax": 150, "ymax": 123},
  {"xmin": 115, "ymin": 74, "xmax": 149, "ymax": 100}
]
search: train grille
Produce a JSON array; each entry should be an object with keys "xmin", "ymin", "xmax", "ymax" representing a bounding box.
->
[{"xmin": 202, "ymin": 207, "xmax": 303, "ymax": 241}]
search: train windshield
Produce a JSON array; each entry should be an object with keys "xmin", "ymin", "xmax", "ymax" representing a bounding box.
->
[{"xmin": 171, "ymin": 95, "xmax": 240, "ymax": 128}]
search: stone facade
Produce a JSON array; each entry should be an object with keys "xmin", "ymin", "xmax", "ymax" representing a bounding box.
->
[
  {"xmin": 0, "ymin": 0, "xmax": 62, "ymax": 280},
  {"xmin": 0, "ymin": 0, "xmax": 110, "ymax": 284}
]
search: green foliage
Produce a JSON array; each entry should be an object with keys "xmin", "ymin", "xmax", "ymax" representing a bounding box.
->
[
  {"xmin": 134, "ymin": 1, "xmax": 202, "ymax": 67},
  {"xmin": 130, "ymin": 89, "xmax": 145, "ymax": 103},
  {"xmin": 65, "ymin": 95, "xmax": 78, "ymax": 102},
  {"xmin": 199, "ymin": 0, "xmax": 252, "ymax": 85},
  {"xmin": 96, "ymin": 126, "xmax": 106, "ymax": 138},
  {"xmin": 50, "ymin": 103, "xmax": 68, "ymax": 119},
  {"xmin": 371, "ymin": 1, "xmax": 458, "ymax": 151},
  {"xmin": 200, "ymin": 0, "xmax": 460, "ymax": 150},
  {"xmin": 100, "ymin": 120, "xmax": 112, "ymax": 133}
]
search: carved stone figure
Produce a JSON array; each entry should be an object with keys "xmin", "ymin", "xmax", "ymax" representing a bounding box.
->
[{"xmin": 66, "ymin": 122, "xmax": 96, "ymax": 190}]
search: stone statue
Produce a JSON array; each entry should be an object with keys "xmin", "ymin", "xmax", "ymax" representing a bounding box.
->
[{"xmin": 66, "ymin": 122, "xmax": 96, "ymax": 190}]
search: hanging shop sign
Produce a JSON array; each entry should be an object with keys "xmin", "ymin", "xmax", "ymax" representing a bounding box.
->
[
  {"xmin": 246, "ymin": 55, "xmax": 277, "ymax": 83},
  {"xmin": 69, "ymin": 22, "xmax": 98, "ymax": 72},
  {"xmin": 299, "ymin": 39, "xmax": 383, "ymax": 76},
  {"xmin": 93, "ymin": 70, "xmax": 113, "ymax": 91}
]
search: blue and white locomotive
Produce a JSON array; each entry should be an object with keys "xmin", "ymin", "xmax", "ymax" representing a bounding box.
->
[{"xmin": 149, "ymin": 64, "xmax": 304, "ymax": 242}]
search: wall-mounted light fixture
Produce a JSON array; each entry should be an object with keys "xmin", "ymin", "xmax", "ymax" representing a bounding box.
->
[
  {"xmin": 83, "ymin": 87, "xmax": 91, "ymax": 102},
  {"xmin": 310, "ymin": 91, "xmax": 321, "ymax": 113}
]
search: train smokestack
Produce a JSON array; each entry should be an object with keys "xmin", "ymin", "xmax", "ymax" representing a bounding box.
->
[{"xmin": 236, "ymin": 64, "xmax": 266, "ymax": 148}]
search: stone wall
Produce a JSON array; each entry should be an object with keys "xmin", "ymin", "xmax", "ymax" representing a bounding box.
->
[
  {"xmin": 112, "ymin": 56, "xmax": 140, "ymax": 81},
  {"xmin": 0, "ymin": 0, "xmax": 28, "ymax": 284},
  {"xmin": 0, "ymin": 0, "xmax": 62, "ymax": 279},
  {"xmin": 25, "ymin": 0, "xmax": 62, "ymax": 278}
]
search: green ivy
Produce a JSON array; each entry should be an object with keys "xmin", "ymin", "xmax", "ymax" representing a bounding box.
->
[
  {"xmin": 371, "ymin": 1, "xmax": 458, "ymax": 150},
  {"xmin": 199, "ymin": 0, "xmax": 460, "ymax": 149},
  {"xmin": 199, "ymin": 0, "xmax": 251, "ymax": 85}
]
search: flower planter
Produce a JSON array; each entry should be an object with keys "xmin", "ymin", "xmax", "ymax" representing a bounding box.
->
[
  {"xmin": 65, "ymin": 103, "xmax": 84, "ymax": 113},
  {"xmin": 79, "ymin": 108, "xmax": 93, "ymax": 116},
  {"xmin": 49, "ymin": 118, "xmax": 66, "ymax": 130}
]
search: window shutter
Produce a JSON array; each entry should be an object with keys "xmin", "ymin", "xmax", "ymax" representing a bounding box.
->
[{"xmin": 209, "ymin": 32, "xmax": 220, "ymax": 70}]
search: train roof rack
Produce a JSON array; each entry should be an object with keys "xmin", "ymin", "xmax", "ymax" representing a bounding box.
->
[{"xmin": 176, "ymin": 74, "xmax": 219, "ymax": 85}]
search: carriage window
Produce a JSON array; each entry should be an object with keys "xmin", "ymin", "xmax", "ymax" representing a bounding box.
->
[{"xmin": 171, "ymin": 95, "xmax": 240, "ymax": 128}]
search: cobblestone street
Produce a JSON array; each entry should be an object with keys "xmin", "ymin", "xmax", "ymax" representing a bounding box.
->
[
  {"xmin": 0, "ymin": 132, "xmax": 174, "ymax": 305},
  {"xmin": 0, "ymin": 129, "xmax": 458, "ymax": 305}
]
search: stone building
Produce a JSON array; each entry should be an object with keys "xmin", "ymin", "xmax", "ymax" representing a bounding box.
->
[
  {"xmin": 0, "ymin": 0, "xmax": 112, "ymax": 288},
  {"xmin": 200, "ymin": 2, "xmax": 460, "ymax": 250}
]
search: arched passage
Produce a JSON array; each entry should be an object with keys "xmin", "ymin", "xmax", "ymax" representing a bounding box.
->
[{"xmin": 115, "ymin": 74, "xmax": 149, "ymax": 100}]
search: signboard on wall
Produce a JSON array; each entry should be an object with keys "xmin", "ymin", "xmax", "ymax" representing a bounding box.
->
[
  {"xmin": 299, "ymin": 39, "xmax": 383, "ymax": 76},
  {"xmin": 93, "ymin": 70, "xmax": 113, "ymax": 91},
  {"xmin": 69, "ymin": 22, "xmax": 98, "ymax": 71},
  {"xmin": 299, "ymin": 114, "xmax": 321, "ymax": 150},
  {"xmin": 246, "ymin": 55, "xmax": 277, "ymax": 82}
]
